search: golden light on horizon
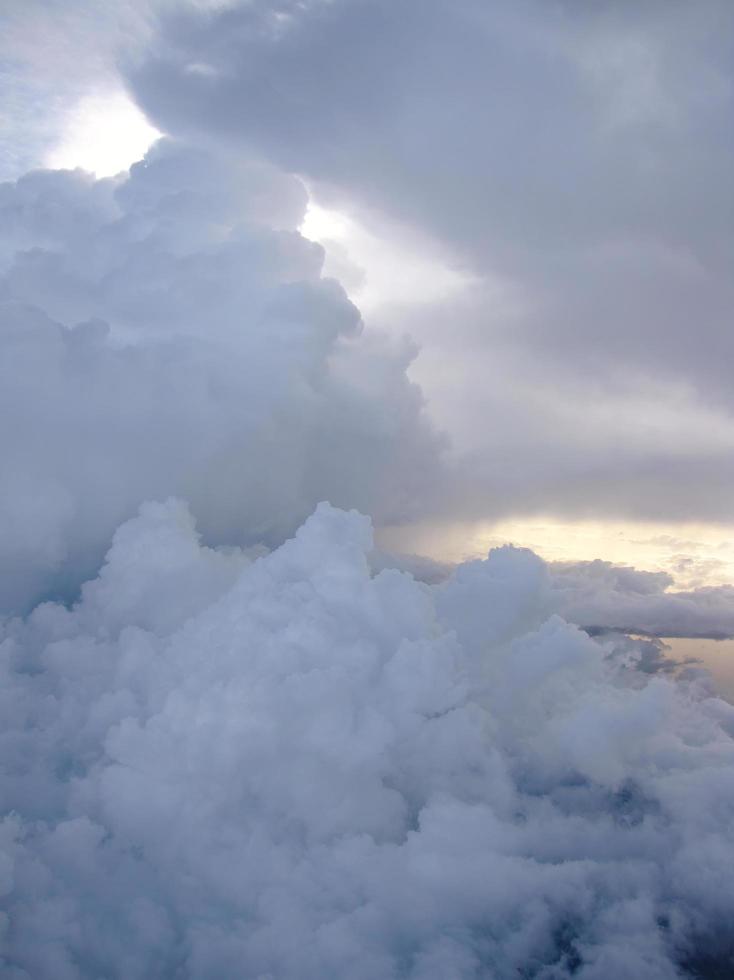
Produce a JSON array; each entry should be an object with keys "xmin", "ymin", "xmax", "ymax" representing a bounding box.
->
[{"xmin": 378, "ymin": 515, "xmax": 734, "ymax": 589}]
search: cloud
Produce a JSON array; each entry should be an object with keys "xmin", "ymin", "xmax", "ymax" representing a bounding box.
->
[
  {"xmin": 3, "ymin": 501, "xmax": 734, "ymax": 977},
  {"xmin": 126, "ymin": 0, "xmax": 734, "ymax": 524},
  {"xmin": 2, "ymin": 10, "xmax": 734, "ymax": 974},
  {"xmin": 0, "ymin": 140, "xmax": 444, "ymax": 614},
  {"xmin": 551, "ymin": 558, "xmax": 734, "ymax": 639},
  {"xmin": 385, "ymin": 546, "xmax": 734, "ymax": 640}
]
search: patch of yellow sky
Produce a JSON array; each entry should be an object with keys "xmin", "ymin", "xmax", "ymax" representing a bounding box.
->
[
  {"xmin": 378, "ymin": 516, "xmax": 734, "ymax": 589},
  {"xmin": 44, "ymin": 91, "xmax": 734, "ymax": 594}
]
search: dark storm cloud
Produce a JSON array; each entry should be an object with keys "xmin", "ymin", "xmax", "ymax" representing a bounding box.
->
[{"xmin": 127, "ymin": 0, "xmax": 734, "ymax": 522}]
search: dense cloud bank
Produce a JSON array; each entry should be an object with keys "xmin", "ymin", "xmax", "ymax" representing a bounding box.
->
[
  {"xmin": 0, "ymin": 140, "xmax": 442, "ymax": 614},
  {"xmin": 2, "ymin": 501, "xmax": 734, "ymax": 978},
  {"xmin": 128, "ymin": 0, "xmax": 734, "ymax": 523}
]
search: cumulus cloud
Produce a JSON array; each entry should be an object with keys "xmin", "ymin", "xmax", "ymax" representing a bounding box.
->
[
  {"xmin": 127, "ymin": 0, "xmax": 734, "ymax": 524},
  {"xmin": 0, "ymin": 140, "xmax": 443, "ymax": 614},
  {"xmin": 385, "ymin": 547, "xmax": 734, "ymax": 640},
  {"xmin": 2, "ymin": 501, "xmax": 734, "ymax": 978}
]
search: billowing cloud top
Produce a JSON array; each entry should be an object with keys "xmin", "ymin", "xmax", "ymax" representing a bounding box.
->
[
  {"xmin": 3, "ymin": 500, "xmax": 734, "ymax": 977},
  {"xmin": 0, "ymin": 139, "xmax": 443, "ymax": 614}
]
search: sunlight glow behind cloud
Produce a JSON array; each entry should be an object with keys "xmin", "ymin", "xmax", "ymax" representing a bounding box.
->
[
  {"xmin": 300, "ymin": 200, "xmax": 474, "ymax": 313},
  {"xmin": 44, "ymin": 90, "xmax": 161, "ymax": 177}
]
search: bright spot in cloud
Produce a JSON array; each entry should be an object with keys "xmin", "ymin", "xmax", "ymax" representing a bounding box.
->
[
  {"xmin": 45, "ymin": 90, "xmax": 161, "ymax": 177},
  {"xmin": 300, "ymin": 200, "xmax": 473, "ymax": 313},
  {"xmin": 300, "ymin": 203, "xmax": 352, "ymax": 241}
]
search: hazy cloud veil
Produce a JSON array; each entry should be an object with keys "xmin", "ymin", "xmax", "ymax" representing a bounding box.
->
[{"xmin": 3, "ymin": 2, "xmax": 734, "ymax": 978}]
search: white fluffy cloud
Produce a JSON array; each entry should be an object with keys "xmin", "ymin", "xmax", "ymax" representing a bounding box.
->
[
  {"xmin": 0, "ymin": 140, "xmax": 443, "ymax": 614},
  {"xmin": 2, "ymin": 501, "xmax": 734, "ymax": 977}
]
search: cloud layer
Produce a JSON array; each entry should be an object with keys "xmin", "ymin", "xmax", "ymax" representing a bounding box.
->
[
  {"xmin": 127, "ymin": 0, "xmax": 734, "ymax": 524},
  {"xmin": 2, "ymin": 6, "xmax": 734, "ymax": 977},
  {"xmin": 3, "ymin": 501, "xmax": 734, "ymax": 978},
  {"xmin": 551, "ymin": 559, "xmax": 734, "ymax": 640}
]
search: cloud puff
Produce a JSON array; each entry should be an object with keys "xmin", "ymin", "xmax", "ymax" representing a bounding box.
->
[
  {"xmin": 2, "ymin": 501, "xmax": 734, "ymax": 978},
  {"xmin": 0, "ymin": 140, "xmax": 443, "ymax": 614}
]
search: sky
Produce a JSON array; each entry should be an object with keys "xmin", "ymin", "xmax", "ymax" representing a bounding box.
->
[
  {"xmin": 3, "ymin": 2, "xmax": 734, "ymax": 977},
  {"xmin": 2, "ymin": 0, "xmax": 734, "ymax": 589}
]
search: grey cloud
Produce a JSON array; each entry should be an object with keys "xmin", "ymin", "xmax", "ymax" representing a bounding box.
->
[
  {"xmin": 0, "ymin": 140, "xmax": 444, "ymax": 614},
  {"xmin": 379, "ymin": 547, "xmax": 734, "ymax": 639},
  {"xmin": 128, "ymin": 0, "xmax": 734, "ymax": 293},
  {"xmin": 551, "ymin": 558, "xmax": 734, "ymax": 639},
  {"xmin": 127, "ymin": 0, "xmax": 734, "ymax": 522},
  {"xmin": 4, "ymin": 6, "xmax": 734, "ymax": 977}
]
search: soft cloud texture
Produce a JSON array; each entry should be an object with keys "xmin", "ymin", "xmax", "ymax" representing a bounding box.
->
[
  {"xmin": 440, "ymin": 551, "xmax": 734, "ymax": 640},
  {"xmin": 0, "ymin": 140, "xmax": 443, "ymax": 614},
  {"xmin": 2, "ymin": 6, "xmax": 734, "ymax": 976},
  {"xmin": 0, "ymin": 0, "xmax": 155, "ymax": 177},
  {"xmin": 127, "ymin": 0, "xmax": 734, "ymax": 524},
  {"xmin": 551, "ymin": 560, "xmax": 734, "ymax": 640},
  {"xmin": 3, "ymin": 502, "xmax": 734, "ymax": 977}
]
